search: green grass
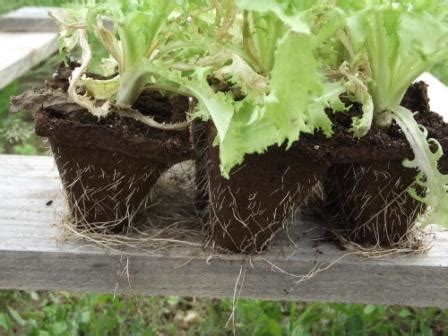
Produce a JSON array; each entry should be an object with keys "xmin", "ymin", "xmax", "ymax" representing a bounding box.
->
[
  {"xmin": 1, "ymin": 291, "xmax": 448, "ymax": 336},
  {"xmin": 1, "ymin": 1, "xmax": 448, "ymax": 335}
]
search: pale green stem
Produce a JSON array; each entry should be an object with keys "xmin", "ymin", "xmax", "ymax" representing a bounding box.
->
[{"xmin": 115, "ymin": 66, "xmax": 149, "ymax": 107}]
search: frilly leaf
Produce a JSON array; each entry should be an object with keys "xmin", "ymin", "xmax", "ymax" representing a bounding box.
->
[
  {"xmin": 182, "ymin": 68, "xmax": 235, "ymax": 143},
  {"xmin": 215, "ymin": 54, "xmax": 268, "ymax": 99},
  {"xmin": 235, "ymin": 0, "xmax": 311, "ymax": 34},
  {"xmin": 339, "ymin": 62, "xmax": 374, "ymax": 138},
  {"xmin": 393, "ymin": 106, "xmax": 448, "ymax": 227}
]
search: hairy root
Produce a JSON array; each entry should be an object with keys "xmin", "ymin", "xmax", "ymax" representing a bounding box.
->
[
  {"xmin": 57, "ymin": 160, "xmax": 204, "ymax": 252},
  {"xmin": 321, "ymin": 162, "xmax": 427, "ymax": 252}
]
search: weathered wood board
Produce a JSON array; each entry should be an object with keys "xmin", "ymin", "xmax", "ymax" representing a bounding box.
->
[
  {"xmin": 0, "ymin": 6, "xmax": 112, "ymax": 33},
  {"xmin": 0, "ymin": 32, "xmax": 58, "ymax": 89},
  {"xmin": 0, "ymin": 7, "xmax": 59, "ymax": 89},
  {"xmin": 0, "ymin": 7, "xmax": 58, "ymax": 32},
  {"xmin": 0, "ymin": 155, "xmax": 448, "ymax": 307}
]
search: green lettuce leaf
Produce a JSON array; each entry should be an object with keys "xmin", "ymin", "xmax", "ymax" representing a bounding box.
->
[
  {"xmin": 236, "ymin": 0, "xmax": 311, "ymax": 34},
  {"xmin": 183, "ymin": 68, "xmax": 235, "ymax": 143},
  {"xmin": 265, "ymin": 32, "xmax": 330, "ymax": 143},
  {"xmin": 393, "ymin": 107, "xmax": 448, "ymax": 227},
  {"xmin": 216, "ymin": 31, "xmax": 344, "ymax": 176}
]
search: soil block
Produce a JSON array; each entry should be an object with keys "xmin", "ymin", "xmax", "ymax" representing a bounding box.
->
[
  {"xmin": 323, "ymin": 161, "xmax": 424, "ymax": 246},
  {"xmin": 316, "ymin": 82, "xmax": 448, "ymax": 247},
  {"xmin": 33, "ymin": 89, "xmax": 193, "ymax": 231},
  {"xmin": 206, "ymin": 125, "xmax": 330, "ymax": 254},
  {"xmin": 192, "ymin": 120, "xmax": 210, "ymax": 223}
]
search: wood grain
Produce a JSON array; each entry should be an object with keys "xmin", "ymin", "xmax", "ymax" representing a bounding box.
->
[
  {"xmin": 0, "ymin": 32, "xmax": 58, "ymax": 89},
  {"xmin": 1, "ymin": 155, "xmax": 448, "ymax": 307},
  {"xmin": 0, "ymin": 7, "xmax": 58, "ymax": 32},
  {"xmin": 0, "ymin": 6, "xmax": 112, "ymax": 33}
]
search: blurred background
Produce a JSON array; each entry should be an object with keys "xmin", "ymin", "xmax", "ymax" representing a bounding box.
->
[{"xmin": 1, "ymin": 1, "xmax": 448, "ymax": 335}]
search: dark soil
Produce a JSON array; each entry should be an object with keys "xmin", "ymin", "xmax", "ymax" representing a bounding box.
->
[
  {"xmin": 196, "ymin": 82, "xmax": 448, "ymax": 251},
  {"xmin": 297, "ymin": 82, "xmax": 448, "ymax": 165},
  {"xmin": 27, "ymin": 63, "xmax": 194, "ymax": 230},
  {"xmin": 33, "ymin": 91, "xmax": 192, "ymax": 164},
  {"xmin": 316, "ymin": 82, "xmax": 448, "ymax": 247},
  {"xmin": 34, "ymin": 90, "xmax": 192, "ymax": 229},
  {"xmin": 207, "ymin": 124, "xmax": 330, "ymax": 253},
  {"xmin": 50, "ymin": 139, "xmax": 168, "ymax": 230},
  {"xmin": 322, "ymin": 161, "xmax": 424, "ymax": 246},
  {"xmin": 40, "ymin": 61, "xmax": 192, "ymax": 162},
  {"xmin": 192, "ymin": 120, "xmax": 210, "ymax": 222}
]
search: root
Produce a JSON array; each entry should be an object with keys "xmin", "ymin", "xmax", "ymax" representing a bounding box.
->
[
  {"xmin": 331, "ymin": 225, "xmax": 432, "ymax": 258},
  {"xmin": 56, "ymin": 160, "xmax": 203, "ymax": 253},
  {"xmin": 321, "ymin": 162, "xmax": 428, "ymax": 251},
  {"xmin": 191, "ymin": 120, "xmax": 212, "ymax": 226},
  {"xmin": 208, "ymin": 161, "xmax": 310, "ymax": 254},
  {"xmin": 114, "ymin": 255, "xmax": 133, "ymax": 298},
  {"xmin": 261, "ymin": 252, "xmax": 355, "ymax": 294},
  {"xmin": 117, "ymin": 107, "xmax": 191, "ymax": 131},
  {"xmin": 259, "ymin": 224, "xmax": 431, "ymax": 297},
  {"xmin": 225, "ymin": 262, "xmax": 248, "ymax": 336}
]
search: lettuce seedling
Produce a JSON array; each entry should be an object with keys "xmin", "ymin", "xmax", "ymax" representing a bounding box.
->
[
  {"xmin": 51, "ymin": 0, "xmax": 200, "ymax": 129},
  {"xmin": 191, "ymin": 0, "xmax": 346, "ymax": 176},
  {"xmin": 50, "ymin": 1, "xmax": 346, "ymax": 175},
  {"xmin": 51, "ymin": 0, "xmax": 253, "ymax": 132},
  {"xmin": 337, "ymin": 0, "xmax": 448, "ymax": 225},
  {"xmin": 94, "ymin": 0, "xmax": 175, "ymax": 107}
]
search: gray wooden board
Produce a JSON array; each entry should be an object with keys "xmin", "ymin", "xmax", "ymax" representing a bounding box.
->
[
  {"xmin": 0, "ymin": 7, "xmax": 58, "ymax": 32},
  {"xmin": 0, "ymin": 8, "xmax": 58, "ymax": 89},
  {"xmin": 0, "ymin": 6, "xmax": 112, "ymax": 33},
  {"xmin": 1, "ymin": 155, "xmax": 448, "ymax": 307},
  {"xmin": 0, "ymin": 32, "xmax": 58, "ymax": 89}
]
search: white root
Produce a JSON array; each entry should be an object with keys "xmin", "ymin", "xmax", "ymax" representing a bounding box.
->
[
  {"xmin": 68, "ymin": 29, "xmax": 111, "ymax": 118},
  {"xmin": 51, "ymin": 10, "xmax": 110, "ymax": 116},
  {"xmin": 117, "ymin": 108, "xmax": 191, "ymax": 131},
  {"xmin": 56, "ymin": 161, "xmax": 202, "ymax": 253}
]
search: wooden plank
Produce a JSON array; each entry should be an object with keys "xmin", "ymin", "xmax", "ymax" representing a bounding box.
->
[
  {"xmin": 1, "ymin": 154, "xmax": 448, "ymax": 307},
  {"xmin": 0, "ymin": 32, "xmax": 58, "ymax": 89},
  {"xmin": 0, "ymin": 6, "xmax": 113, "ymax": 33},
  {"xmin": 0, "ymin": 7, "xmax": 58, "ymax": 32}
]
